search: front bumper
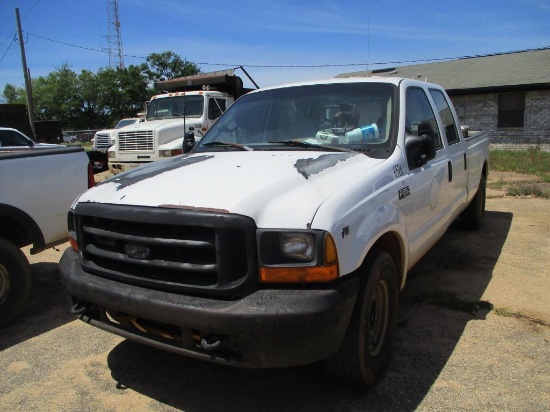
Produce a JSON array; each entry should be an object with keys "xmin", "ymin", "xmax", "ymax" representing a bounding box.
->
[{"xmin": 60, "ymin": 248, "xmax": 359, "ymax": 368}]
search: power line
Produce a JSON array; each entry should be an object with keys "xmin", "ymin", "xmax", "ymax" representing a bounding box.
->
[
  {"xmin": 4, "ymin": 31, "xmax": 550, "ymax": 71},
  {"xmin": 0, "ymin": 0, "xmax": 41, "ymax": 62}
]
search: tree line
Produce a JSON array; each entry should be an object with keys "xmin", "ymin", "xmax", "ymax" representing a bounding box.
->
[{"xmin": 1, "ymin": 51, "xmax": 200, "ymax": 131}]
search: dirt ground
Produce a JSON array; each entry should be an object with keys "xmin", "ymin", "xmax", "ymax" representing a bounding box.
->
[{"xmin": 0, "ymin": 172, "xmax": 548, "ymax": 411}]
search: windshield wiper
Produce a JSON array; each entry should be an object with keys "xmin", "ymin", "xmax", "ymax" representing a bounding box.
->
[
  {"xmin": 267, "ymin": 140, "xmax": 351, "ymax": 152},
  {"xmin": 202, "ymin": 141, "xmax": 253, "ymax": 151}
]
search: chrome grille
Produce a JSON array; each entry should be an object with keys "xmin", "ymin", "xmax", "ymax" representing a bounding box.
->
[
  {"xmin": 94, "ymin": 133, "xmax": 111, "ymax": 150},
  {"xmin": 118, "ymin": 130, "xmax": 154, "ymax": 151}
]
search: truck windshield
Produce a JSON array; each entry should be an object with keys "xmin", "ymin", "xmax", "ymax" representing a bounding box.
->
[
  {"xmin": 115, "ymin": 118, "xmax": 139, "ymax": 128},
  {"xmin": 195, "ymin": 82, "xmax": 397, "ymax": 158},
  {"xmin": 147, "ymin": 95, "xmax": 204, "ymax": 121}
]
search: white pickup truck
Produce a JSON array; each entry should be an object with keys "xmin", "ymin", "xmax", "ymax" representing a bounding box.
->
[
  {"xmin": 60, "ymin": 77, "xmax": 489, "ymax": 386},
  {"xmin": 0, "ymin": 138, "xmax": 94, "ymax": 327}
]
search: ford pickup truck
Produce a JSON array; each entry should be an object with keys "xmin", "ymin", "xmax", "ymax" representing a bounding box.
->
[
  {"xmin": 0, "ymin": 141, "xmax": 94, "ymax": 326},
  {"xmin": 60, "ymin": 77, "xmax": 489, "ymax": 386}
]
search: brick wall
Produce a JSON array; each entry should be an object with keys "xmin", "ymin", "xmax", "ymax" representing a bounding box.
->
[{"xmin": 450, "ymin": 89, "xmax": 550, "ymax": 152}]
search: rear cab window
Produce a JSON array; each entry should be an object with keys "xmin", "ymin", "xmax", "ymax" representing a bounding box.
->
[{"xmin": 429, "ymin": 89, "xmax": 460, "ymax": 145}]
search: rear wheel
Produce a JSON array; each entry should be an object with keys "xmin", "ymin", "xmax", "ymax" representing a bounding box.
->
[
  {"xmin": 0, "ymin": 239, "xmax": 31, "ymax": 328},
  {"xmin": 324, "ymin": 249, "xmax": 398, "ymax": 386},
  {"xmin": 460, "ymin": 174, "xmax": 486, "ymax": 230}
]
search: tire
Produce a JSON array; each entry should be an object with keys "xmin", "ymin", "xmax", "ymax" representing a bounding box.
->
[
  {"xmin": 0, "ymin": 239, "xmax": 31, "ymax": 328},
  {"xmin": 324, "ymin": 249, "xmax": 398, "ymax": 386},
  {"xmin": 460, "ymin": 174, "xmax": 486, "ymax": 230}
]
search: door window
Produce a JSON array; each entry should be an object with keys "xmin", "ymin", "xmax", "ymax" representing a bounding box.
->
[
  {"xmin": 208, "ymin": 98, "xmax": 227, "ymax": 120},
  {"xmin": 0, "ymin": 129, "xmax": 31, "ymax": 147},
  {"xmin": 406, "ymin": 87, "xmax": 442, "ymax": 149}
]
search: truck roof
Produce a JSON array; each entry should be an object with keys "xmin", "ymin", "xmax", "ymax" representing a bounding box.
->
[
  {"xmin": 157, "ymin": 69, "xmax": 252, "ymax": 98},
  {"xmin": 249, "ymin": 76, "xmax": 441, "ymax": 94}
]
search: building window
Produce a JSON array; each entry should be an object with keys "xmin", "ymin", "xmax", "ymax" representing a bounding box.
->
[{"xmin": 498, "ymin": 92, "xmax": 525, "ymax": 128}]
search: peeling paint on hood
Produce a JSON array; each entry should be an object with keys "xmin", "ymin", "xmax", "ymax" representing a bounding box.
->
[{"xmin": 295, "ymin": 152, "xmax": 356, "ymax": 179}]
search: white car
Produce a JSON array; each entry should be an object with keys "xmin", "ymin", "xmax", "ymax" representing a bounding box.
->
[{"xmin": 0, "ymin": 127, "xmax": 61, "ymax": 150}]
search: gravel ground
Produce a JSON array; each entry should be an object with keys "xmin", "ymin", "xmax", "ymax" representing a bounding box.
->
[{"xmin": 0, "ymin": 172, "xmax": 548, "ymax": 411}]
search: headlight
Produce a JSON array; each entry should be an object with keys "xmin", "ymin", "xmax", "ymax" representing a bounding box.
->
[
  {"xmin": 258, "ymin": 230, "xmax": 339, "ymax": 283},
  {"xmin": 108, "ymin": 150, "xmax": 115, "ymax": 159},
  {"xmin": 279, "ymin": 232, "xmax": 315, "ymax": 262}
]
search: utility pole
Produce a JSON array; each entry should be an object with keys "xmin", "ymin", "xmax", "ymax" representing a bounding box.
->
[{"xmin": 15, "ymin": 8, "xmax": 36, "ymax": 137}]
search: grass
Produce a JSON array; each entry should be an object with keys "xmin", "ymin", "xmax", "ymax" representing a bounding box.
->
[
  {"xmin": 490, "ymin": 147, "xmax": 550, "ymax": 180},
  {"xmin": 489, "ymin": 148, "xmax": 550, "ymax": 198}
]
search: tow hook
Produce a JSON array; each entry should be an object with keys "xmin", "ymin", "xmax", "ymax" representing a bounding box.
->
[
  {"xmin": 200, "ymin": 335, "xmax": 224, "ymax": 352},
  {"xmin": 70, "ymin": 302, "xmax": 88, "ymax": 316}
]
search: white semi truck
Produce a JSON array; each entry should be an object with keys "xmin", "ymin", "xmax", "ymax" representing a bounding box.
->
[{"xmin": 108, "ymin": 70, "xmax": 254, "ymax": 174}]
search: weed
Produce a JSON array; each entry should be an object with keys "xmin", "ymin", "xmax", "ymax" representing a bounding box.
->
[
  {"xmin": 487, "ymin": 179, "xmax": 509, "ymax": 190},
  {"xmin": 494, "ymin": 307, "xmax": 515, "ymax": 317},
  {"xmin": 506, "ymin": 183, "xmax": 550, "ymax": 198},
  {"xmin": 493, "ymin": 307, "xmax": 550, "ymax": 327}
]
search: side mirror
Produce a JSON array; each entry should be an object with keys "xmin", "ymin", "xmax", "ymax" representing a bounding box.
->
[
  {"xmin": 182, "ymin": 130, "xmax": 195, "ymax": 153},
  {"xmin": 405, "ymin": 133, "xmax": 436, "ymax": 170}
]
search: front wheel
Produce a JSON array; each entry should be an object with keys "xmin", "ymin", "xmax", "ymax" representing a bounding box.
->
[
  {"xmin": 0, "ymin": 239, "xmax": 31, "ymax": 328},
  {"xmin": 324, "ymin": 249, "xmax": 398, "ymax": 386}
]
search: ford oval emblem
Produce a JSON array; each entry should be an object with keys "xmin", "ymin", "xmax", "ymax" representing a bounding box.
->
[{"xmin": 124, "ymin": 243, "xmax": 151, "ymax": 260}]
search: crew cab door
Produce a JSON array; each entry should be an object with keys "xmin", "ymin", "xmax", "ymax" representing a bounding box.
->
[
  {"xmin": 429, "ymin": 88, "xmax": 468, "ymax": 217},
  {"xmin": 404, "ymin": 86, "xmax": 454, "ymax": 265}
]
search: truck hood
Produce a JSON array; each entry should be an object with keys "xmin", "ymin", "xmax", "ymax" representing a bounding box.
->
[
  {"xmin": 121, "ymin": 118, "xmax": 186, "ymax": 132},
  {"xmin": 77, "ymin": 151, "xmax": 383, "ymax": 228}
]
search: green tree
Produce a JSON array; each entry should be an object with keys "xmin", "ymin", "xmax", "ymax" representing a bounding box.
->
[
  {"xmin": 77, "ymin": 69, "xmax": 105, "ymax": 129},
  {"xmin": 143, "ymin": 51, "xmax": 200, "ymax": 86},
  {"xmin": 31, "ymin": 63, "xmax": 80, "ymax": 127},
  {"xmin": 1, "ymin": 52, "xmax": 200, "ymax": 130},
  {"xmin": 1, "ymin": 84, "xmax": 25, "ymax": 104}
]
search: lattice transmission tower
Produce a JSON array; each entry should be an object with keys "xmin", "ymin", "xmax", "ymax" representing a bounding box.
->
[{"xmin": 106, "ymin": 0, "xmax": 124, "ymax": 69}]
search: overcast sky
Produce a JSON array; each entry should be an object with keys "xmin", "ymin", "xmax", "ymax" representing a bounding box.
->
[{"xmin": 1, "ymin": 0, "xmax": 549, "ymax": 99}]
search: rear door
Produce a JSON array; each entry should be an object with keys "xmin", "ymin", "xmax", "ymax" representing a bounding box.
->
[{"xmin": 429, "ymin": 88, "xmax": 468, "ymax": 217}]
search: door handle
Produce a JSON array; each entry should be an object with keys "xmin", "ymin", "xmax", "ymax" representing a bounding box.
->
[{"xmin": 448, "ymin": 161, "xmax": 453, "ymax": 182}]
